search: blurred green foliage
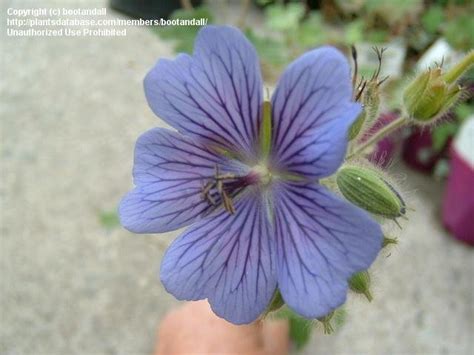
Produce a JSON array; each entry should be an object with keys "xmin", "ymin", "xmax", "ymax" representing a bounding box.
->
[
  {"xmin": 153, "ymin": 0, "xmax": 473, "ymax": 178},
  {"xmin": 155, "ymin": 6, "xmax": 213, "ymax": 53},
  {"xmin": 265, "ymin": 3, "xmax": 304, "ymax": 32},
  {"xmin": 154, "ymin": 0, "xmax": 473, "ymax": 68},
  {"xmin": 244, "ymin": 0, "xmax": 473, "ymax": 78},
  {"xmin": 245, "ymin": 29, "xmax": 287, "ymax": 65},
  {"xmin": 364, "ymin": 0, "xmax": 423, "ymax": 28},
  {"xmin": 273, "ymin": 306, "xmax": 347, "ymax": 348},
  {"xmin": 275, "ymin": 307, "xmax": 314, "ymax": 349},
  {"xmin": 443, "ymin": 13, "xmax": 474, "ymax": 50},
  {"xmin": 99, "ymin": 210, "xmax": 120, "ymax": 229},
  {"xmin": 421, "ymin": 5, "xmax": 445, "ymax": 34}
]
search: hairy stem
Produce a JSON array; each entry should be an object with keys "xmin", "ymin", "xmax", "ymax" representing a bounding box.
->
[
  {"xmin": 443, "ymin": 50, "xmax": 474, "ymax": 84},
  {"xmin": 347, "ymin": 116, "xmax": 408, "ymax": 159}
]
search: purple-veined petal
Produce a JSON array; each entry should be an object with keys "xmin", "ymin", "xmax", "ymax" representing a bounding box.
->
[
  {"xmin": 160, "ymin": 190, "xmax": 277, "ymax": 324},
  {"xmin": 119, "ymin": 128, "xmax": 247, "ymax": 234},
  {"xmin": 273, "ymin": 182, "xmax": 382, "ymax": 318},
  {"xmin": 271, "ymin": 46, "xmax": 361, "ymax": 179},
  {"xmin": 144, "ymin": 25, "xmax": 263, "ymax": 161}
]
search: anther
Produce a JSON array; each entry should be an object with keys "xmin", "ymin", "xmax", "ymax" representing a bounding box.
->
[{"xmin": 200, "ymin": 164, "xmax": 240, "ymax": 214}]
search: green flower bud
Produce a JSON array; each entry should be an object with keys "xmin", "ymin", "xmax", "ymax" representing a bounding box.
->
[
  {"xmin": 363, "ymin": 81, "xmax": 381, "ymax": 125},
  {"xmin": 336, "ymin": 165, "xmax": 406, "ymax": 220},
  {"xmin": 317, "ymin": 311, "xmax": 335, "ymax": 334},
  {"xmin": 349, "ymin": 270, "xmax": 373, "ymax": 302},
  {"xmin": 382, "ymin": 235, "xmax": 398, "ymax": 248},
  {"xmin": 403, "ymin": 67, "xmax": 462, "ymax": 123},
  {"xmin": 349, "ymin": 109, "xmax": 367, "ymax": 140},
  {"xmin": 349, "ymin": 81, "xmax": 382, "ymax": 140}
]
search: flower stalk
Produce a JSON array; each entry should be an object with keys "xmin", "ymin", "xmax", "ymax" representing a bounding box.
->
[
  {"xmin": 443, "ymin": 50, "xmax": 474, "ymax": 84},
  {"xmin": 347, "ymin": 116, "xmax": 408, "ymax": 159}
]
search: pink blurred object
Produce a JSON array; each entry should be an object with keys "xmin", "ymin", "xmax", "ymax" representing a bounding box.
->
[
  {"xmin": 402, "ymin": 128, "xmax": 443, "ymax": 173},
  {"xmin": 401, "ymin": 108, "xmax": 464, "ymax": 174},
  {"xmin": 442, "ymin": 119, "xmax": 474, "ymax": 245},
  {"xmin": 361, "ymin": 112, "xmax": 402, "ymax": 168}
]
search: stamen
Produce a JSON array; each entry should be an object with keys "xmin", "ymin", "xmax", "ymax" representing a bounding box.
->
[
  {"xmin": 202, "ymin": 181, "xmax": 217, "ymax": 205},
  {"xmin": 351, "ymin": 45, "xmax": 358, "ymax": 91},
  {"xmin": 200, "ymin": 164, "xmax": 272, "ymax": 215},
  {"xmin": 200, "ymin": 165, "xmax": 245, "ymax": 214},
  {"xmin": 222, "ymin": 191, "xmax": 236, "ymax": 214}
]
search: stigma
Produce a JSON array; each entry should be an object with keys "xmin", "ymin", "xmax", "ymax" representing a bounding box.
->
[{"xmin": 252, "ymin": 164, "xmax": 272, "ymax": 186}]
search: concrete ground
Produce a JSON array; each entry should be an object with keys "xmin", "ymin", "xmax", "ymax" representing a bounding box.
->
[{"xmin": 1, "ymin": 1, "xmax": 473, "ymax": 354}]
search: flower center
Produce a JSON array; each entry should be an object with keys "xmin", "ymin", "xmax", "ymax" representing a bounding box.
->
[
  {"xmin": 251, "ymin": 164, "xmax": 272, "ymax": 186},
  {"xmin": 201, "ymin": 164, "xmax": 272, "ymax": 214}
]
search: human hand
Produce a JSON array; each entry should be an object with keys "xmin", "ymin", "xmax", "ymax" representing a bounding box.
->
[{"xmin": 154, "ymin": 300, "xmax": 289, "ymax": 355}]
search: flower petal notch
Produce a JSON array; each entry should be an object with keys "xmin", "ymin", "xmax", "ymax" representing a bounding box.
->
[{"xmin": 120, "ymin": 25, "xmax": 384, "ymax": 325}]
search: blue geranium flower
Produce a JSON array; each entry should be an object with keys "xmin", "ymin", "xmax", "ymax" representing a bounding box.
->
[{"xmin": 119, "ymin": 25, "xmax": 382, "ymax": 324}]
